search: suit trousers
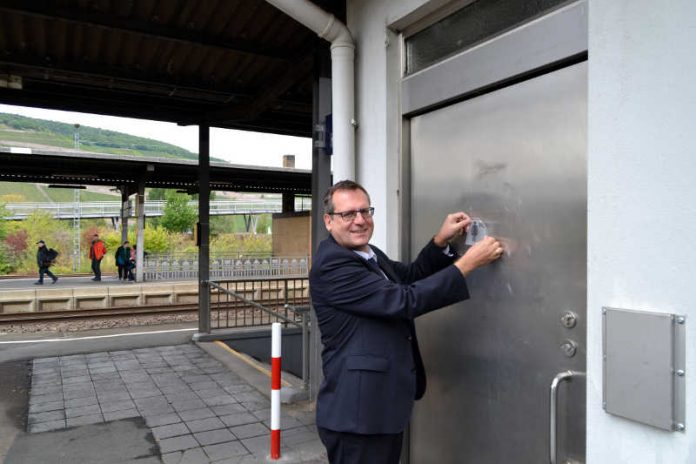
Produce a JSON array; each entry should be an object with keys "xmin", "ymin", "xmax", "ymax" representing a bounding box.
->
[{"xmin": 318, "ymin": 427, "xmax": 403, "ymax": 464}]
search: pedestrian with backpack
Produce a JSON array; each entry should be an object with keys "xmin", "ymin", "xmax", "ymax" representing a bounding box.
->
[
  {"xmin": 88, "ymin": 234, "xmax": 106, "ymax": 281},
  {"xmin": 115, "ymin": 240, "xmax": 133, "ymax": 282},
  {"xmin": 35, "ymin": 240, "xmax": 58, "ymax": 285}
]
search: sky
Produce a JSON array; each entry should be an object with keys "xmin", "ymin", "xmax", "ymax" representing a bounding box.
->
[{"xmin": 0, "ymin": 104, "xmax": 312, "ymax": 170}]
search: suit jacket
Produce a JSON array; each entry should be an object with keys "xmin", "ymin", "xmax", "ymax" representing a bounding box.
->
[{"xmin": 310, "ymin": 235, "xmax": 470, "ymax": 434}]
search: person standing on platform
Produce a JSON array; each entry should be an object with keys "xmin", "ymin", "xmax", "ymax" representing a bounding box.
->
[
  {"xmin": 115, "ymin": 240, "xmax": 132, "ymax": 282},
  {"xmin": 88, "ymin": 234, "xmax": 106, "ymax": 282},
  {"xmin": 34, "ymin": 240, "xmax": 58, "ymax": 285},
  {"xmin": 310, "ymin": 180, "xmax": 504, "ymax": 464},
  {"xmin": 129, "ymin": 245, "xmax": 137, "ymax": 282}
]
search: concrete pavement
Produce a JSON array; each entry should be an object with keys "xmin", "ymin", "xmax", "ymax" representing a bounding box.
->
[{"xmin": 1, "ymin": 335, "xmax": 327, "ymax": 463}]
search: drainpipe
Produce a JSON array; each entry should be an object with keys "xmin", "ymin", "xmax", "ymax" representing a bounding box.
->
[{"xmin": 265, "ymin": 0, "xmax": 355, "ymax": 181}]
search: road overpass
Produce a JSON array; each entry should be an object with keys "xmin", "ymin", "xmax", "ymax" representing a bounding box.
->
[{"xmin": 4, "ymin": 198, "xmax": 311, "ymax": 220}]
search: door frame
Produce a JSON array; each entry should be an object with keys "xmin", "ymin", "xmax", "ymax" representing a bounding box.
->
[
  {"xmin": 395, "ymin": 2, "xmax": 588, "ymax": 462},
  {"xmin": 398, "ymin": 0, "xmax": 587, "ymax": 261}
]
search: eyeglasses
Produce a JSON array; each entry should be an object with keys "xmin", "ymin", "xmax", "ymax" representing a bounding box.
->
[{"xmin": 329, "ymin": 207, "xmax": 375, "ymax": 221}]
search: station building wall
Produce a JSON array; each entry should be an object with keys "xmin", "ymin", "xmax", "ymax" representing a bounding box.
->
[{"xmin": 346, "ymin": 0, "xmax": 696, "ymax": 461}]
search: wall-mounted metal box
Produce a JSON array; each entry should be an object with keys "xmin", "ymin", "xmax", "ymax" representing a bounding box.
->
[{"xmin": 603, "ymin": 307, "xmax": 686, "ymax": 431}]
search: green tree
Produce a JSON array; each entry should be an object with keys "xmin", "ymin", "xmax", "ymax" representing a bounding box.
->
[
  {"xmin": 139, "ymin": 226, "xmax": 170, "ymax": 254},
  {"xmin": 0, "ymin": 202, "xmax": 8, "ymax": 240},
  {"xmin": 160, "ymin": 191, "xmax": 197, "ymax": 233},
  {"xmin": 147, "ymin": 188, "xmax": 167, "ymax": 201},
  {"xmin": 15, "ymin": 210, "xmax": 70, "ymax": 273},
  {"xmin": 255, "ymin": 214, "xmax": 272, "ymax": 234},
  {"xmin": 0, "ymin": 203, "xmax": 10, "ymax": 273},
  {"xmin": 211, "ymin": 233, "xmax": 272, "ymax": 256}
]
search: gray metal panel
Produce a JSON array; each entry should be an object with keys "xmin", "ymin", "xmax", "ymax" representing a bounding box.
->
[
  {"xmin": 409, "ymin": 62, "xmax": 587, "ymax": 463},
  {"xmin": 401, "ymin": 0, "xmax": 587, "ymax": 116},
  {"xmin": 603, "ymin": 307, "xmax": 686, "ymax": 431}
]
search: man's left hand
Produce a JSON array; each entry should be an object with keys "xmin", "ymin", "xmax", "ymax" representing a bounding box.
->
[{"xmin": 434, "ymin": 212, "xmax": 472, "ymax": 247}]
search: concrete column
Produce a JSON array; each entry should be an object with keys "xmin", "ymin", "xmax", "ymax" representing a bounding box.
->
[
  {"xmin": 309, "ymin": 48, "xmax": 333, "ymax": 400},
  {"xmin": 120, "ymin": 186, "xmax": 130, "ymax": 244},
  {"xmin": 282, "ymin": 156, "xmax": 296, "ymax": 212},
  {"xmin": 135, "ymin": 181, "xmax": 145, "ymax": 282},
  {"xmin": 282, "ymin": 193, "xmax": 295, "ymax": 213},
  {"xmin": 198, "ymin": 124, "xmax": 211, "ymax": 334}
]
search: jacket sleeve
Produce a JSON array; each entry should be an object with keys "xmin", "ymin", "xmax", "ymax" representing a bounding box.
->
[
  {"xmin": 312, "ymin": 251, "xmax": 469, "ymax": 321},
  {"xmin": 382, "ymin": 239, "xmax": 455, "ymax": 284}
]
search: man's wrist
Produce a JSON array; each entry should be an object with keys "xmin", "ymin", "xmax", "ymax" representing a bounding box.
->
[
  {"xmin": 455, "ymin": 256, "xmax": 475, "ymax": 277},
  {"xmin": 433, "ymin": 234, "xmax": 448, "ymax": 248}
]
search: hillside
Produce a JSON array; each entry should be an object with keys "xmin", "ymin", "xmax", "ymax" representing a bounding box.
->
[
  {"xmin": 0, "ymin": 112, "xmax": 226, "ymax": 162},
  {"xmin": 0, "ymin": 183, "xmax": 119, "ymax": 203},
  {"xmin": 0, "ymin": 112, "xmax": 228, "ymax": 203}
]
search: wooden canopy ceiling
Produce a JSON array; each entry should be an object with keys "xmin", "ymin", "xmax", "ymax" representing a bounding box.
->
[{"xmin": 0, "ymin": 0, "xmax": 343, "ymax": 137}]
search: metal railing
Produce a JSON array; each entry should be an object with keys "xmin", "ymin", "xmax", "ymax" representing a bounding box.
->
[
  {"xmin": 208, "ymin": 278, "xmax": 309, "ymax": 329},
  {"xmin": 209, "ymin": 278, "xmax": 310, "ymax": 390},
  {"xmin": 143, "ymin": 254, "xmax": 309, "ymax": 281},
  {"xmin": 4, "ymin": 197, "xmax": 312, "ymax": 220}
]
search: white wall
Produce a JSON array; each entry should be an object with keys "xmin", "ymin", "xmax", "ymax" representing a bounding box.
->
[
  {"xmin": 587, "ymin": 0, "xmax": 696, "ymax": 462},
  {"xmin": 347, "ymin": 0, "xmax": 390, "ymax": 250},
  {"xmin": 347, "ymin": 0, "xmax": 442, "ymax": 256}
]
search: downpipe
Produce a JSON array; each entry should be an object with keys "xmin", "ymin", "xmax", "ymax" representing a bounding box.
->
[{"xmin": 264, "ymin": 0, "xmax": 356, "ymax": 182}]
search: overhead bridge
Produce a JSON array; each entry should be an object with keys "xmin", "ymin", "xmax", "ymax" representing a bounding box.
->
[{"xmin": 4, "ymin": 198, "xmax": 312, "ymax": 220}]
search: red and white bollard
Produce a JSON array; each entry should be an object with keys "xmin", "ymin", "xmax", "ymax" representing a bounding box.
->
[{"xmin": 270, "ymin": 322, "xmax": 281, "ymax": 460}]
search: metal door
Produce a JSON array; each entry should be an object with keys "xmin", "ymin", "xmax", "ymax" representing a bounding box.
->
[{"xmin": 408, "ymin": 61, "xmax": 587, "ymax": 463}]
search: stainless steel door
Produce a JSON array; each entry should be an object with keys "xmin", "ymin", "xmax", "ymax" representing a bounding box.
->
[{"xmin": 409, "ymin": 62, "xmax": 587, "ymax": 463}]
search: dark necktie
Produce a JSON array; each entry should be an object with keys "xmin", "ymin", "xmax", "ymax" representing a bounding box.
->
[{"xmin": 367, "ymin": 257, "xmax": 388, "ymax": 280}]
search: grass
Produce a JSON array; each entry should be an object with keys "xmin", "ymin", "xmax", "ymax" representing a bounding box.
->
[
  {"xmin": 0, "ymin": 129, "xmax": 74, "ymax": 148},
  {"xmin": 0, "ymin": 182, "xmax": 119, "ymax": 203}
]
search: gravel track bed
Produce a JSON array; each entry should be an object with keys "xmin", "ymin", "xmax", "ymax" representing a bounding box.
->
[{"xmin": 0, "ymin": 312, "xmax": 198, "ymax": 334}]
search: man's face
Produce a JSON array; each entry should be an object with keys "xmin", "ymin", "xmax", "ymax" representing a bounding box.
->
[{"xmin": 324, "ymin": 189, "xmax": 373, "ymax": 252}]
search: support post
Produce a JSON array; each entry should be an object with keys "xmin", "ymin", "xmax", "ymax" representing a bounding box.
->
[
  {"xmin": 282, "ymin": 193, "xmax": 295, "ymax": 213},
  {"xmin": 309, "ymin": 47, "xmax": 333, "ymax": 400},
  {"xmin": 120, "ymin": 186, "xmax": 130, "ymax": 244},
  {"xmin": 135, "ymin": 180, "xmax": 145, "ymax": 282},
  {"xmin": 198, "ymin": 124, "xmax": 211, "ymax": 334}
]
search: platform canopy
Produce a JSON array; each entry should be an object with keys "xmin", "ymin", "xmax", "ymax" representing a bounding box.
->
[
  {"xmin": 0, "ymin": 0, "xmax": 343, "ymax": 137},
  {"xmin": 0, "ymin": 147, "xmax": 312, "ymax": 194}
]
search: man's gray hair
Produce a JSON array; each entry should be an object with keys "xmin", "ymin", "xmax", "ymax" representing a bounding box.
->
[{"xmin": 322, "ymin": 180, "xmax": 371, "ymax": 215}]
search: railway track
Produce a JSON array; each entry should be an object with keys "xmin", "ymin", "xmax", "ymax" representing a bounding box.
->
[{"xmin": 0, "ymin": 297, "xmax": 310, "ymax": 326}]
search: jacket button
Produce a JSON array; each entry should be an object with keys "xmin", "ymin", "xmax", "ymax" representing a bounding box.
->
[{"xmin": 406, "ymin": 335, "xmax": 412, "ymax": 341}]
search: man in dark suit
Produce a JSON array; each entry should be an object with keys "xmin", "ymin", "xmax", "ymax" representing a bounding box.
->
[{"xmin": 310, "ymin": 180, "xmax": 503, "ymax": 464}]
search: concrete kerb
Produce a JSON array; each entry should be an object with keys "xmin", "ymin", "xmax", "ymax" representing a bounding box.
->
[
  {"xmin": 0, "ymin": 280, "xmax": 203, "ymax": 314},
  {"xmin": 0, "ymin": 289, "xmax": 38, "ymax": 312},
  {"xmin": 195, "ymin": 340, "xmax": 310, "ymax": 405}
]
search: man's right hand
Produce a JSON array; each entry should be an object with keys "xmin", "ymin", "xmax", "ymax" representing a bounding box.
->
[{"xmin": 455, "ymin": 236, "xmax": 504, "ymax": 276}]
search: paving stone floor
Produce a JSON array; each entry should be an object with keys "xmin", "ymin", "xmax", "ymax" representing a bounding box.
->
[{"xmin": 27, "ymin": 344, "xmax": 327, "ymax": 463}]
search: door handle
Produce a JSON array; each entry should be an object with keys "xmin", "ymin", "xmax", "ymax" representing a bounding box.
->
[{"xmin": 550, "ymin": 370, "xmax": 585, "ymax": 464}]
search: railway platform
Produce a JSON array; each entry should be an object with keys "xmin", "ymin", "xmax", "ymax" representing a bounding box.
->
[
  {"xmin": 0, "ymin": 325, "xmax": 327, "ymax": 463},
  {"xmin": 0, "ymin": 276, "xmax": 199, "ymax": 315}
]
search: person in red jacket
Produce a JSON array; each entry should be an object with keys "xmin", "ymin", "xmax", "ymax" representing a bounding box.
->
[{"xmin": 88, "ymin": 234, "xmax": 107, "ymax": 281}]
